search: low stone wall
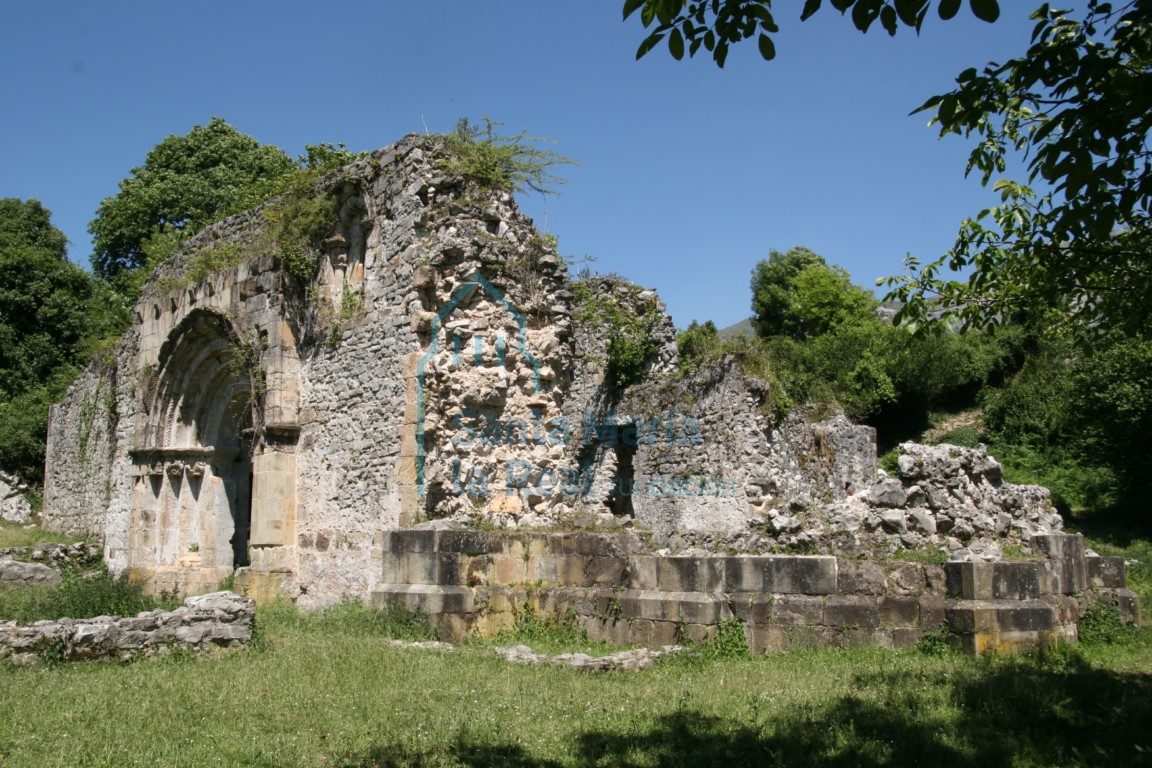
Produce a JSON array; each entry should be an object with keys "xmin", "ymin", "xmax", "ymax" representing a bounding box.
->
[
  {"xmin": 370, "ymin": 530, "xmax": 1139, "ymax": 654},
  {"xmin": 0, "ymin": 541, "xmax": 101, "ymax": 567},
  {"xmin": 0, "ymin": 559, "xmax": 62, "ymax": 588},
  {"xmin": 0, "ymin": 591, "xmax": 254, "ymax": 665}
]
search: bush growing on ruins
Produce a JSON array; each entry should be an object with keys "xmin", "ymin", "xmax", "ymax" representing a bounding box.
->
[
  {"xmin": 575, "ymin": 278, "xmax": 664, "ymax": 388},
  {"xmin": 89, "ymin": 118, "xmax": 298, "ymax": 293},
  {"xmin": 90, "ymin": 117, "xmax": 364, "ymax": 300},
  {"xmin": 440, "ymin": 117, "xmax": 578, "ymax": 197}
]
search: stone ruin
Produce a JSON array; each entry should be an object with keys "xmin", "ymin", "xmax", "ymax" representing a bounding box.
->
[{"xmin": 36, "ymin": 132, "xmax": 1136, "ymax": 652}]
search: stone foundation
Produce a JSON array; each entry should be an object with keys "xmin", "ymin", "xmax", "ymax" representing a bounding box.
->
[
  {"xmin": 371, "ymin": 530, "xmax": 1138, "ymax": 654},
  {"xmin": 0, "ymin": 591, "xmax": 254, "ymax": 665}
]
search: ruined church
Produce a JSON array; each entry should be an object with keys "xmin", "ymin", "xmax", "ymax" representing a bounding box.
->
[{"xmin": 41, "ymin": 134, "xmax": 1135, "ymax": 652}]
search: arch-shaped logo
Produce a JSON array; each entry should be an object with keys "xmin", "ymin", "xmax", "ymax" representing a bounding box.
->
[{"xmin": 415, "ymin": 272, "xmax": 541, "ymax": 496}]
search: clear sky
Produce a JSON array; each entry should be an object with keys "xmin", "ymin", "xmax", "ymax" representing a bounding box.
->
[{"xmin": 0, "ymin": 2, "xmax": 1042, "ymax": 329}]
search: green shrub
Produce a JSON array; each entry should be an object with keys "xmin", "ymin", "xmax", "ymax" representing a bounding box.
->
[
  {"xmin": 440, "ymin": 117, "xmax": 576, "ymax": 196},
  {"xmin": 0, "ymin": 568, "xmax": 178, "ymax": 622},
  {"xmin": 1078, "ymin": 601, "xmax": 1140, "ymax": 647},
  {"xmin": 936, "ymin": 426, "xmax": 982, "ymax": 448},
  {"xmin": 693, "ymin": 618, "xmax": 750, "ymax": 661},
  {"xmin": 574, "ymin": 279, "xmax": 663, "ymax": 389}
]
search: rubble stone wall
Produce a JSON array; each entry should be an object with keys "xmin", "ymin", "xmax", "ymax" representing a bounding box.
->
[{"xmin": 0, "ymin": 591, "xmax": 254, "ymax": 665}]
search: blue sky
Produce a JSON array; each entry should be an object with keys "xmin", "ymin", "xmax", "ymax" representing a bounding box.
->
[{"xmin": 1, "ymin": 2, "xmax": 1042, "ymax": 329}]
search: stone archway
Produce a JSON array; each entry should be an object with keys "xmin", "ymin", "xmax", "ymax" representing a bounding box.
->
[{"xmin": 128, "ymin": 310, "xmax": 258, "ymax": 594}]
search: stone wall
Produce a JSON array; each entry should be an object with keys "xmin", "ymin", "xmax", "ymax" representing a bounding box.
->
[
  {"xmin": 0, "ymin": 591, "xmax": 254, "ymax": 665},
  {"xmin": 40, "ymin": 131, "xmax": 1076, "ymax": 609},
  {"xmin": 372, "ymin": 530, "xmax": 1138, "ymax": 654}
]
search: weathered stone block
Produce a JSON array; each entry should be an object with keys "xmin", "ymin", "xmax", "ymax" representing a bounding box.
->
[
  {"xmin": 946, "ymin": 599, "xmax": 1057, "ymax": 635},
  {"xmin": 535, "ymin": 555, "xmax": 585, "ymax": 586},
  {"xmin": 886, "ymin": 562, "xmax": 927, "ymax": 596},
  {"xmin": 729, "ymin": 594, "xmax": 774, "ymax": 624},
  {"xmin": 723, "ymin": 557, "xmax": 767, "ymax": 593},
  {"xmin": 1032, "ymin": 533, "xmax": 1086, "ymax": 561},
  {"xmin": 919, "ymin": 595, "xmax": 947, "ymax": 630},
  {"xmin": 1087, "ymin": 556, "xmax": 1127, "ymax": 589},
  {"xmin": 746, "ymin": 624, "xmax": 789, "ymax": 654},
  {"xmin": 879, "ymin": 596, "xmax": 920, "ymax": 627},
  {"xmin": 393, "ymin": 530, "xmax": 438, "ymax": 554},
  {"xmin": 1097, "ymin": 588, "xmax": 1141, "ymax": 625},
  {"xmin": 559, "ymin": 533, "xmax": 621, "ymax": 557},
  {"xmin": 617, "ymin": 590, "xmax": 667, "ymax": 621},
  {"xmin": 923, "ymin": 565, "xmax": 947, "ymax": 595},
  {"xmin": 1046, "ymin": 556, "xmax": 1088, "ymax": 595},
  {"xmin": 837, "ymin": 560, "xmax": 886, "ymax": 595},
  {"xmin": 824, "ymin": 595, "xmax": 881, "ymax": 629},
  {"xmin": 436, "ymin": 553, "xmax": 465, "ymax": 585},
  {"xmin": 760, "ymin": 556, "xmax": 837, "ymax": 595},
  {"xmin": 992, "ymin": 561, "xmax": 1045, "ymax": 600},
  {"xmin": 626, "ymin": 557, "xmax": 659, "ymax": 590},
  {"xmin": 945, "ymin": 561, "xmax": 994, "ymax": 600},
  {"xmin": 670, "ymin": 592, "xmax": 727, "ymax": 625},
  {"xmin": 490, "ymin": 554, "xmax": 525, "ymax": 584},
  {"xmin": 438, "ymin": 530, "xmax": 491, "ymax": 555},
  {"xmin": 771, "ymin": 595, "xmax": 825, "ymax": 625},
  {"xmin": 682, "ymin": 623, "xmax": 715, "ymax": 645},
  {"xmin": 401, "ymin": 551, "xmax": 438, "ymax": 584},
  {"xmin": 890, "ymin": 627, "xmax": 923, "ymax": 649},
  {"xmin": 371, "ymin": 583, "xmax": 474, "ymax": 615},
  {"xmin": 584, "ymin": 557, "xmax": 627, "ymax": 586},
  {"xmin": 656, "ymin": 557, "xmax": 724, "ymax": 593}
]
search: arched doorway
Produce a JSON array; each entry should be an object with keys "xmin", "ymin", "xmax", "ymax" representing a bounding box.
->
[{"xmin": 128, "ymin": 310, "xmax": 257, "ymax": 593}]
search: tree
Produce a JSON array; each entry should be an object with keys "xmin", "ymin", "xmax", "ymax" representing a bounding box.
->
[
  {"xmin": 89, "ymin": 117, "xmax": 297, "ymax": 288},
  {"xmin": 624, "ymin": 0, "xmax": 1001, "ymax": 67},
  {"xmin": 751, "ymin": 246, "xmax": 875, "ymax": 338},
  {"xmin": 0, "ymin": 199, "xmax": 128, "ymax": 483},
  {"xmin": 626, "ymin": 1, "xmax": 1152, "ymax": 336}
]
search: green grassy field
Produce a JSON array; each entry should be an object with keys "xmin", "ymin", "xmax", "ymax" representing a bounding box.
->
[
  {"xmin": 0, "ymin": 598, "xmax": 1149, "ymax": 767},
  {"xmin": 1, "ymin": 527, "xmax": 1149, "ymax": 768}
]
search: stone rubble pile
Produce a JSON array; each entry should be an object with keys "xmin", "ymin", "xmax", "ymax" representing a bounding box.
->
[
  {"xmin": 0, "ymin": 591, "xmax": 254, "ymax": 665},
  {"xmin": 823, "ymin": 442, "xmax": 1064, "ymax": 560},
  {"xmin": 0, "ymin": 559, "xmax": 62, "ymax": 588},
  {"xmin": 491, "ymin": 643, "xmax": 684, "ymax": 671},
  {"xmin": 0, "ymin": 473, "xmax": 32, "ymax": 524},
  {"xmin": 382, "ymin": 637, "xmax": 684, "ymax": 671},
  {"xmin": 0, "ymin": 541, "xmax": 100, "ymax": 566}
]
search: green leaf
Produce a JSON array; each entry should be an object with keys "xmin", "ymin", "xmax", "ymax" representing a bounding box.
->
[
  {"xmin": 801, "ymin": 0, "xmax": 823, "ymax": 21},
  {"xmin": 969, "ymin": 0, "xmax": 999, "ymax": 22},
  {"xmin": 895, "ymin": 0, "xmax": 927, "ymax": 26},
  {"xmin": 623, "ymin": 0, "xmax": 646, "ymax": 21},
  {"xmin": 757, "ymin": 32, "xmax": 776, "ymax": 60},
  {"xmin": 636, "ymin": 32, "xmax": 666, "ymax": 59},
  {"xmin": 669, "ymin": 27, "xmax": 686, "ymax": 59},
  {"xmin": 880, "ymin": 5, "xmax": 898, "ymax": 34},
  {"xmin": 938, "ymin": 0, "xmax": 961, "ymax": 20},
  {"xmin": 715, "ymin": 42, "xmax": 730, "ymax": 67},
  {"xmin": 852, "ymin": 0, "xmax": 881, "ymax": 31}
]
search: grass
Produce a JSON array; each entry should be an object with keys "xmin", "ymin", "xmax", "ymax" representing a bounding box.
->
[
  {"xmin": 0, "ymin": 538, "xmax": 1147, "ymax": 766},
  {"xmin": 0, "ymin": 520, "xmax": 83, "ymax": 549},
  {"xmin": 0, "ymin": 606, "xmax": 1148, "ymax": 767},
  {"xmin": 0, "ymin": 568, "xmax": 180, "ymax": 622}
]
